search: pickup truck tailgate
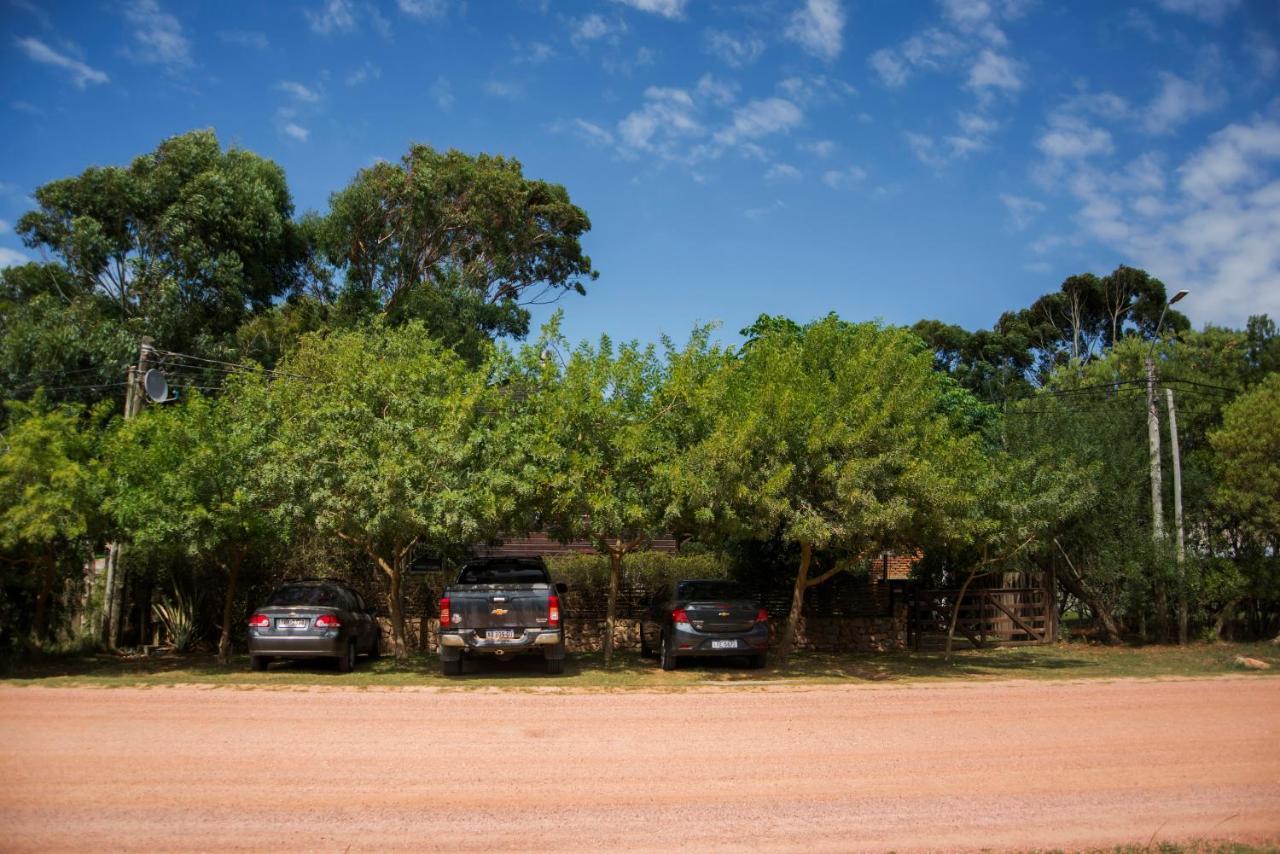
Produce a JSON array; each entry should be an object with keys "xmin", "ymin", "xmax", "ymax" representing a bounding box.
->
[{"xmin": 445, "ymin": 584, "xmax": 552, "ymax": 629}]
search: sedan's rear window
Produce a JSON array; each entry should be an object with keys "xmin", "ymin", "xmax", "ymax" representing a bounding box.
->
[
  {"xmin": 677, "ymin": 581, "xmax": 747, "ymax": 601},
  {"xmin": 267, "ymin": 585, "xmax": 343, "ymax": 607}
]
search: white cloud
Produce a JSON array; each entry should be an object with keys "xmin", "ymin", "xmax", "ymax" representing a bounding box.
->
[
  {"xmin": 484, "ymin": 80, "xmax": 523, "ymax": 99},
  {"xmin": 572, "ymin": 13, "xmax": 625, "ymax": 47},
  {"xmin": 610, "ymin": 0, "xmax": 687, "ymax": 19},
  {"xmin": 744, "ymin": 200, "xmax": 787, "ymax": 220},
  {"xmin": 307, "ymin": 0, "xmax": 357, "ymax": 35},
  {"xmin": 218, "ymin": 30, "xmax": 269, "ymax": 49},
  {"xmin": 398, "ymin": 0, "xmax": 447, "ymax": 18},
  {"xmin": 966, "ymin": 49, "xmax": 1023, "ymax": 96},
  {"xmin": 0, "ymin": 219, "xmax": 8, "ymax": 234},
  {"xmin": 123, "ymin": 0, "xmax": 191, "ymax": 70},
  {"xmin": 431, "ymin": 76, "xmax": 454, "ymax": 109},
  {"xmin": 714, "ymin": 98, "xmax": 803, "ymax": 145},
  {"xmin": 765, "ymin": 163, "xmax": 802, "ymax": 181},
  {"xmin": 346, "ymin": 63, "xmax": 380, "ymax": 86},
  {"xmin": 278, "ymin": 80, "xmax": 321, "ymax": 102},
  {"xmin": 283, "ymin": 123, "xmax": 310, "ymax": 142},
  {"xmin": 1024, "ymin": 261, "xmax": 1052, "ymax": 274},
  {"xmin": 800, "ymin": 139, "xmax": 836, "ymax": 158},
  {"xmin": 1143, "ymin": 72, "xmax": 1224, "ymax": 134},
  {"xmin": 15, "ymin": 37, "xmax": 108, "ymax": 88},
  {"xmin": 785, "ymin": 0, "xmax": 845, "ymax": 62},
  {"xmin": 0, "ymin": 248, "xmax": 30, "ymax": 268},
  {"xmin": 572, "ymin": 119, "xmax": 615, "ymax": 146},
  {"xmin": 705, "ymin": 30, "xmax": 765, "ymax": 68},
  {"xmin": 905, "ymin": 132, "xmax": 948, "ymax": 168},
  {"xmin": 1000, "ymin": 193, "xmax": 1046, "ymax": 230},
  {"xmin": 1154, "ymin": 0, "xmax": 1241, "ymax": 23},
  {"xmin": 868, "ymin": 49, "xmax": 909, "ymax": 88},
  {"xmin": 695, "ymin": 74, "xmax": 736, "ymax": 107},
  {"xmin": 822, "ymin": 166, "xmax": 866, "ymax": 189},
  {"xmin": 1037, "ymin": 114, "xmax": 1114, "ymax": 161},
  {"xmin": 516, "ymin": 42, "xmax": 555, "ymax": 65},
  {"xmin": 1178, "ymin": 120, "xmax": 1280, "ymax": 201},
  {"xmin": 1244, "ymin": 33, "xmax": 1279, "ymax": 78},
  {"xmin": 617, "ymin": 86, "xmax": 703, "ymax": 156},
  {"xmin": 776, "ymin": 75, "xmax": 856, "ymax": 105}
]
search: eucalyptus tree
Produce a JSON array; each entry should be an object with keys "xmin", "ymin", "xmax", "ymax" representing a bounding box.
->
[
  {"xmin": 258, "ymin": 322, "xmax": 507, "ymax": 660},
  {"xmin": 107, "ymin": 392, "xmax": 275, "ymax": 663},
  {"xmin": 0, "ymin": 398, "xmax": 105, "ymax": 641},
  {"xmin": 672, "ymin": 315, "xmax": 983, "ymax": 659}
]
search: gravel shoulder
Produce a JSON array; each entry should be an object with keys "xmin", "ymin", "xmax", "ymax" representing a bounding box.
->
[{"xmin": 2, "ymin": 677, "xmax": 1278, "ymax": 852}]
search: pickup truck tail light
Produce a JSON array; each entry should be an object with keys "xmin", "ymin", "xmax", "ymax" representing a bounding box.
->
[
  {"xmin": 548, "ymin": 595, "xmax": 561, "ymax": 628},
  {"xmin": 672, "ymin": 607, "xmax": 688, "ymax": 624},
  {"xmin": 439, "ymin": 596, "xmax": 451, "ymax": 628},
  {"xmin": 314, "ymin": 613, "xmax": 341, "ymax": 630},
  {"xmin": 755, "ymin": 608, "xmax": 769, "ymax": 623},
  {"xmin": 248, "ymin": 613, "xmax": 269, "ymax": 629}
]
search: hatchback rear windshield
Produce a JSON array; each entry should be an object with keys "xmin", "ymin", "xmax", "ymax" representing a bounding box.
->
[
  {"xmin": 267, "ymin": 585, "xmax": 343, "ymax": 607},
  {"xmin": 677, "ymin": 581, "xmax": 747, "ymax": 601},
  {"xmin": 457, "ymin": 564, "xmax": 549, "ymax": 585}
]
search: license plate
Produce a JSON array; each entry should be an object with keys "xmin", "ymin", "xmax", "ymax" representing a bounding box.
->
[
  {"xmin": 277, "ymin": 618, "xmax": 308, "ymax": 629},
  {"xmin": 710, "ymin": 640, "xmax": 739, "ymax": 649},
  {"xmin": 487, "ymin": 630, "xmax": 515, "ymax": 640}
]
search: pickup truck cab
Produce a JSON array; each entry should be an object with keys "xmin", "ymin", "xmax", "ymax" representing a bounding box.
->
[{"xmin": 437, "ymin": 557, "xmax": 568, "ymax": 675}]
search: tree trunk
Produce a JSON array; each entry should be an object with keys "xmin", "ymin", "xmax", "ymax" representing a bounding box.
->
[
  {"xmin": 945, "ymin": 568, "xmax": 982, "ymax": 661},
  {"xmin": 32, "ymin": 551, "xmax": 58, "ymax": 643},
  {"xmin": 1154, "ymin": 582, "xmax": 1170, "ymax": 643},
  {"xmin": 1049, "ymin": 543, "xmax": 1123, "ymax": 644},
  {"xmin": 1212, "ymin": 597, "xmax": 1241, "ymax": 641},
  {"xmin": 382, "ymin": 555, "xmax": 408, "ymax": 662},
  {"xmin": 775, "ymin": 541, "xmax": 812, "ymax": 661},
  {"xmin": 604, "ymin": 549, "xmax": 622, "ymax": 666},
  {"xmin": 217, "ymin": 553, "xmax": 242, "ymax": 665}
]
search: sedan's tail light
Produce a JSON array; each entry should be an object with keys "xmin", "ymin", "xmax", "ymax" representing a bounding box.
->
[
  {"xmin": 248, "ymin": 613, "xmax": 269, "ymax": 629},
  {"xmin": 672, "ymin": 607, "xmax": 688, "ymax": 624},
  {"xmin": 755, "ymin": 608, "xmax": 769, "ymax": 623},
  {"xmin": 439, "ymin": 596, "xmax": 451, "ymax": 628},
  {"xmin": 314, "ymin": 613, "xmax": 341, "ymax": 630},
  {"xmin": 548, "ymin": 595, "xmax": 561, "ymax": 628}
]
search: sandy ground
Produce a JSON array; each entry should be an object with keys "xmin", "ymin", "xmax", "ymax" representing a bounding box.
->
[{"xmin": 0, "ymin": 677, "xmax": 1277, "ymax": 853}]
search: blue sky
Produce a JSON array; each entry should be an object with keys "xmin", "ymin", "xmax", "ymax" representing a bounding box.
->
[{"xmin": 2, "ymin": 0, "xmax": 1279, "ymax": 346}]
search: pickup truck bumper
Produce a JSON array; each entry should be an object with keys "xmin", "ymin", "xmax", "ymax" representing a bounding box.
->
[{"xmin": 438, "ymin": 629, "xmax": 564, "ymax": 662}]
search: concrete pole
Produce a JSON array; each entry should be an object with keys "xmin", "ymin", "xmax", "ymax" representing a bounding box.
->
[
  {"xmin": 1145, "ymin": 353, "xmax": 1168, "ymax": 641},
  {"xmin": 1167, "ymin": 387, "xmax": 1187, "ymax": 645}
]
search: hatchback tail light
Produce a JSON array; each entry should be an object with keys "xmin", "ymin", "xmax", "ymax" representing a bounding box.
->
[
  {"xmin": 314, "ymin": 613, "xmax": 341, "ymax": 630},
  {"xmin": 755, "ymin": 608, "xmax": 769, "ymax": 623},
  {"xmin": 672, "ymin": 607, "xmax": 688, "ymax": 624},
  {"xmin": 548, "ymin": 595, "xmax": 561, "ymax": 628},
  {"xmin": 248, "ymin": 613, "xmax": 269, "ymax": 629},
  {"xmin": 439, "ymin": 596, "xmax": 451, "ymax": 628}
]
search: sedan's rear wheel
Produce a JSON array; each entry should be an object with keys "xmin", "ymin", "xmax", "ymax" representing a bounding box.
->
[
  {"xmin": 659, "ymin": 633, "xmax": 677, "ymax": 671},
  {"xmin": 441, "ymin": 657, "xmax": 462, "ymax": 676},
  {"xmin": 249, "ymin": 655, "xmax": 268, "ymax": 672},
  {"xmin": 336, "ymin": 641, "xmax": 355, "ymax": 673}
]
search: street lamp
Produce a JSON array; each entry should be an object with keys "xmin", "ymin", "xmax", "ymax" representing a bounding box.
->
[{"xmin": 1144, "ymin": 289, "xmax": 1189, "ymax": 643}]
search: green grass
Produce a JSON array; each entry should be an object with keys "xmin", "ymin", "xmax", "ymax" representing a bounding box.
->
[
  {"xmin": 1031, "ymin": 842, "xmax": 1280, "ymax": 853},
  {"xmin": 1, "ymin": 640, "xmax": 1277, "ymax": 690}
]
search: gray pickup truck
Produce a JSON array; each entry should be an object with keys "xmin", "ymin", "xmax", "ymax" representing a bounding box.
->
[{"xmin": 437, "ymin": 557, "xmax": 568, "ymax": 675}]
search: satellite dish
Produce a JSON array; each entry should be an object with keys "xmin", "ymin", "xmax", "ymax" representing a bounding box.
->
[{"xmin": 143, "ymin": 368, "xmax": 170, "ymax": 403}]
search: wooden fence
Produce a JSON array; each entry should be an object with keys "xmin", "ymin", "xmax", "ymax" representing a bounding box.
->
[{"xmin": 909, "ymin": 571, "xmax": 1056, "ymax": 651}]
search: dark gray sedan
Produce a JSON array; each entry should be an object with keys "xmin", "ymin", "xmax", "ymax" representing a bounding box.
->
[
  {"xmin": 247, "ymin": 581, "xmax": 381, "ymax": 672},
  {"xmin": 640, "ymin": 579, "xmax": 770, "ymax": 670}
]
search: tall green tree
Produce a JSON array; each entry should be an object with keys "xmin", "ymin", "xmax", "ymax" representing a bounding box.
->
[
  {"xmin": 258, "ymin": 322, "xmax": 506, "ymax": 660},
  {"xmin": 314, "ymin": 145, "xmax": 597, "ymax": 353},
  {"xmin": 0, "ymin": 398, "xmax": 104, "ymax": 641},
  {"xmin": 1211, "ymin": 374, "xmax": 1280, "ymax": 550},
  {"xmin": 17, "ymin": 129, "xmax": 308, "ymax": 353},
  {"xmin": 107, "ymin": 392, "xmax": 276, "ymax": 662},
  {"xmin": 673, "ymin": 315, "xmax": 983, "ymax": 659}
]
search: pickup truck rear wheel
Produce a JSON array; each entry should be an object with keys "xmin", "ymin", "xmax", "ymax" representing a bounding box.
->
[
  {"xmin": 545, "ymin": 656, "xmax": 565, "ymax": 675},
  {"xmin": 659, "ymin": 633, "xmax": 677, "ymax": 671},
  {"xmin": 441, "ymin": 657, "xmax": 462, "ymax": 676}
]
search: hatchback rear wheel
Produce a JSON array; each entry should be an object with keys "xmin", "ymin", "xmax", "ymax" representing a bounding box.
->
[
  {"xmin": 336, "ymin": 641, "xmax": 355, "ymax": 673},
  {"xmin": 250, "ymin": 655, "xmax": 268, "ymax": 672},
  {"xmin": 659, "ymin": 632, "xmax": 677, "ymax": 671}
]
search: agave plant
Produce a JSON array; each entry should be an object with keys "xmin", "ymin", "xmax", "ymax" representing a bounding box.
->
[{"xmin": 153, "ymin": 587, "xmax": 199, "ymax": 652}]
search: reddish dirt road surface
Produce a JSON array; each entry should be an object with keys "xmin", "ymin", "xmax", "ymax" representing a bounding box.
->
[{"xmin": 1, "ymin": 677, "xmax": 1278, "ymax": 852}]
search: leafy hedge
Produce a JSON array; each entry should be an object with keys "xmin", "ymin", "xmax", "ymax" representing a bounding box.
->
[{"xmin": 546, "ymin": 551, "xmax": 730, "ymax": 600}]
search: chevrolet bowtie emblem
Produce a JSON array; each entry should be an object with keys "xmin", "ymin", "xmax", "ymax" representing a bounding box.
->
[
  {"xmin": 491, "ymin": 608, "xmax": 508, "ymax": 616},
  {"xmin": 718, "ymin": 611, "xmax": 731, "ymax": 617}
]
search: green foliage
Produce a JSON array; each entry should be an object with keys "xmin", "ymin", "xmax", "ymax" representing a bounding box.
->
[
  {"xmin": 1212, "ymin": 374, "xmax": 1280, "ymax": 548},
  {"xmin": 545, "ymin": 551, "xmax": 729, "ymax": 594},
  {"xmin": 153, "ymin": 587, "xmax": 199, "ymax": 652},
  {"xmin": 17, "ymin": 129, "xmax": 307, "ymax": 352},
  {"xmin": 315, "ymin": 145, "xmax": 597, "ymax": 349}
]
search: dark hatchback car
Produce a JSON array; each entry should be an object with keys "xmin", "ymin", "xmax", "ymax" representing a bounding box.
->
[
  {"xmin": 640, "ymin": 579, "xmax": 770, "ymax": 670},
  {"xmin": 247, "ymin": 580, "xmax": 381, "ymax": 672}
]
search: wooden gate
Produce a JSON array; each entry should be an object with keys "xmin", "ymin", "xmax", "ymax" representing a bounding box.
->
[{"xmin": 909, "ymin": 571, "xmax": 1056, "ymax": 651}]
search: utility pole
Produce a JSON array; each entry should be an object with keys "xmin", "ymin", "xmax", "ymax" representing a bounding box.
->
[
  {"xmin": 103, "ymin": 337, "xmax": 154, "ymax": 648},
  {"xmin": 1167, "ymin": 387, "xmax": 1187, "ymax": 645}
]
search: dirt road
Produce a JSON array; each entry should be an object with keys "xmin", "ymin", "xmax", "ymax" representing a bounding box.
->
[{"xmin": 1, "ymin": 677, "xmax": 1277, "ymax": 852}]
